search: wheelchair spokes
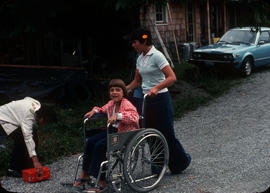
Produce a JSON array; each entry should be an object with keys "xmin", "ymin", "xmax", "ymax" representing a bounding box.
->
[{"xmin": 123, "ymin": 129, "xmax": 169, "ymax": 192}]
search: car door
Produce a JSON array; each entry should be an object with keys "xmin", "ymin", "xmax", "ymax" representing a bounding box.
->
[{"xmin": 254, "ymin": 31, "xmax": 270, "ymax": 66}]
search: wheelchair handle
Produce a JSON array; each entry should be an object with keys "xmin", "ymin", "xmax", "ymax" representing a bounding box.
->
[
  {"xmin": 106, "ymin": 109, "xmax": 110, "ymax": 128},
  {"xmin": 143, "ymin": 93, "xmax": 148, "ymax": 99},
  {"xmin": 141, "ymin": 94, "xmax": 148, "ymax": 128},
  {"xmin": 83, "ymin": 116, "xmax": 89, "ymax": 124},
  {"xmin": 142, "ymin": 93, "xmax": 148, "ymax": 114}
]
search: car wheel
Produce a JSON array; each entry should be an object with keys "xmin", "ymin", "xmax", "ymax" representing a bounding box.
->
[{"xmin": 241, "ymin": 57, "xmax": 253, "ymax": 76}]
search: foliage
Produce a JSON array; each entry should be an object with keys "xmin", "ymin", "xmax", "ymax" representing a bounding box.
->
[
  {"xmin": 239, "ymin": 0, "xmax": 270, "ymax": 27},
  {"xmin": 173, "ymin": 96, "xmax": 210, "ymax": 118},
  {"xmin": 189, "ymin": 73, "xmax": 242, "ymax": 97},
  {"xmin": 1, "ymin": 0, "xmax": 270, "ymax": 39},
  {"xmin": 172, "ymin": 62, "xmax": 244, "ymax": 117},
  {"xmin": 173, "ymin": 60, "xmax": 194, "ymax": 79}
]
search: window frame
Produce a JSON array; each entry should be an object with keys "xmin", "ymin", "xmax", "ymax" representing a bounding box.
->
[
  {"xmin": 259, "ymin": 31, "xmax": 270, "ymax": 43},
  {"xmin": 154, "ymin": 3, "xmax": 168, "ymax": 25}
]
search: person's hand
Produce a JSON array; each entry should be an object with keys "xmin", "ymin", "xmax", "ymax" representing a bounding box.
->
[
  {"xmin": 84, "ymin": 109, "xmax": 95, "ymax": 118},
  {"xmin": 148, "ymin": 87, "xmax": 159, "ymax": 97},
  {"xmin": 32, "ymin": 156, "xmax": 43, "ymax": 177},
  {"xmin": 107, "ymin": 114, "xmax": 118, "ymax": 124},
  {"xmin": 34, "ymin": 161, "xmax": 43, "ymax": 177}
]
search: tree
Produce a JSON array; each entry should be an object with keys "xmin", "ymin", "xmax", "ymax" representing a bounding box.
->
[{"xmin": 239, "ymin": 0, "xmax": 270, "ymax": 27}]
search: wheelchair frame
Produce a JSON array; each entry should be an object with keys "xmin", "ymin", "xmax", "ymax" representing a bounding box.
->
[{"xmin": 74, "ymin": 95, "xmax": 169, "ymax": 193}]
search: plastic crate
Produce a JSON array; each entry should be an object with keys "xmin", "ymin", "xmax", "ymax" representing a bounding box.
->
[{"xmin": 22, "ymin": 166, "xmax": 50, "ymax": 183}]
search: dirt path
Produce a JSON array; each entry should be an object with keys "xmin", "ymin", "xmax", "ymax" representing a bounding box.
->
[{"xmin": 2, "ymin": 69, "xmax": 270, "ymax": 193}]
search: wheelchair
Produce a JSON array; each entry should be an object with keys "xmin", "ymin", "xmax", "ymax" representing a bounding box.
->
[{"xmin": 74, "ymin": 95, "xmax": 169, "ymax": 193}]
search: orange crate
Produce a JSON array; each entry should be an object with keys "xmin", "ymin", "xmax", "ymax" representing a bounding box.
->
[{"xmin": 22, "ymin": 166, "xmax": 50, "ymax": 183}]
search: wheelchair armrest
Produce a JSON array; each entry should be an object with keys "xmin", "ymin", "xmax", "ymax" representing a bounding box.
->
[
  {"xmin": 83, "ymin": 113, "xmax": 107, "ymax": 138},
  {"xmin": 83, "ymin": 113, "xmax": 107, "ymax": 123},
  {"xmin": 91, "ymin": 113, "xmax": 107, "ymax": 119}
]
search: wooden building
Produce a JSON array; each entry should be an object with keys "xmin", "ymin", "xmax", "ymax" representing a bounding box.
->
[{"xmin": 140, "ymin": 0, "xmax": 242, "ymax": 62}]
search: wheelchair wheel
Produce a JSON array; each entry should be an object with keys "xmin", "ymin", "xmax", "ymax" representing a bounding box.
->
[{"xmin": 123, "ymin": 128, "xmax": 169, "ymax": 192}]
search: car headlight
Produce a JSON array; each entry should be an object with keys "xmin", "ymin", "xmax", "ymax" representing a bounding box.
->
[
  {"xmin": 224, "ymin": 54, "xmax": 233, "ymax": 60},
  {"xmin": 193, "ymin": 53, "xmax": 201, "ymax": 59},
  {"xmin": 228, "ymin": 55, "xmax": 233, "ymax": 59}
]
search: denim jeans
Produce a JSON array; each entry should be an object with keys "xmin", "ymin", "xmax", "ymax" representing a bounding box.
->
[
  {"xmin": 144, "ymin": 92, "xmax": 191, "ymax": 174},
  {"xmin": 83, "ymin": 130, "xmax": 107, "ymax": 178}
]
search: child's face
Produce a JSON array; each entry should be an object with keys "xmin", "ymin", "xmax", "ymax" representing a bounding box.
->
[{"xmin": 109, "ymin": 86, "xmax": 123, "ymax": 103}]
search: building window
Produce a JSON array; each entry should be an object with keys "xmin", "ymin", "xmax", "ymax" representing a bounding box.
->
[{"xmin": 155, "ymin": 3, "xmax": 168, "ymax": 24}]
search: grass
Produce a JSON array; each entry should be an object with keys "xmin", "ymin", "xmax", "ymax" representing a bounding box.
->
[
  {"xmin": 171, "ymin": 61, "xmax": 244, "ymax": 117},
  {"xmin": 172, "ymin": 96, "xmax": 211, "ymax": 118},
  {"xmin": 0, "ymin": 61, "xmax": 244, "ymax": 176}
]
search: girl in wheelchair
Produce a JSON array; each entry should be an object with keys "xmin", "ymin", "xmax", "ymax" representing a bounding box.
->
[{"xmin": 74, "ymin": 79, "xmax": 139, "ymax": 192}]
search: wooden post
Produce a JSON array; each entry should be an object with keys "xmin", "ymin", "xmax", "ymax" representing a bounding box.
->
[
  {"xmin": 223, "ymin": 0, "xmax": 227, "ymax": 33},
  {"xmin": 207, "ymin": 0, "xmax": 211, "ymax": 44},
  {"xmin": 167, "ymin": 2, "xmax": 181, "ymax": 64}
]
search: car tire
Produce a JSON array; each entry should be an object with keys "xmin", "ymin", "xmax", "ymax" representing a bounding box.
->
[{"xmin": 241, "ymin": 57, "xmax": 253, "ymax": 76}]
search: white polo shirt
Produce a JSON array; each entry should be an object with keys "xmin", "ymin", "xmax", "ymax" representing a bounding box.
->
[
  {"xmin": 136, "ymin": 46, "xmax": 169, "ymax": 94},
  {"xmin": 0, "ymin": 97, "xmax": 41, "ymax": 157}
]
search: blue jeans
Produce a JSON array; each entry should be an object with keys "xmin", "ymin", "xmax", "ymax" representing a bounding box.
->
[
  {"xmin": 144, "ymin": 92, "xmax": 191, "ymax": 174},
  {"xmin": 82, "ymin": 131, "xmax": 107, "ymax": 178}
]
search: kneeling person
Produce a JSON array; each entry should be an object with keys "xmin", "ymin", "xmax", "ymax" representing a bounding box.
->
[{"xmin": 0, "ymin": 97, "xmax": 56, "ymax": 192}]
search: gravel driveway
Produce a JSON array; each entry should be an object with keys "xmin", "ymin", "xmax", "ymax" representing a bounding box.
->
[{"xmin": 2, "ymin": 69, "xmax": 270, "ymax": 193}]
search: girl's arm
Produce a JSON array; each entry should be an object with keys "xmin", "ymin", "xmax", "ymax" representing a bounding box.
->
[{"xmin": 84, "ymin": 102, "xmax": 111, "ymax": 118}]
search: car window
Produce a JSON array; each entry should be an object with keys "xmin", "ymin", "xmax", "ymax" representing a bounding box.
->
[
  {"xmin": 259, "ymin": 31, "xmax": 270, "ymax": 43},
  {"xmin": 219, "ymin": 30, "xmax": 256, "ymax": 44}
]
